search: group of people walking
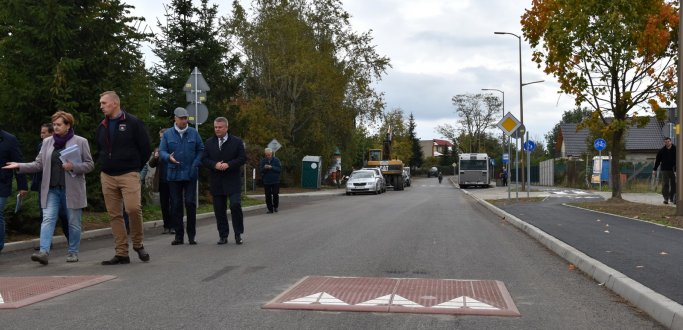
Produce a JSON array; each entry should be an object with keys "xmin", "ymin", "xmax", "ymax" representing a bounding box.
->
[{"xmin": 0, "ymin": 90, "xmax": 280, "ymax": 266}]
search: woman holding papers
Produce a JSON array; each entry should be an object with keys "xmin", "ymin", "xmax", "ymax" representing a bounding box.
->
[{"xmin": 3, "ymin": 111, "xmax": 94, "ymax": 265}]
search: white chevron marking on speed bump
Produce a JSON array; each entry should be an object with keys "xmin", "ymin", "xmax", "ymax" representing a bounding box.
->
[
  {"xmin": 0, "ymin": 293, "xmax": 4, "ymax": 304},
  {"xmin": 433, "ymin": 296, "xmax": 499, "ymax": 310},
  {"xmin": 356, "ymin": 294, "xmax": 424, "ymax": 307},
  {"xmin": 283, "ymin": 292, "xmax": 349, "ymax": 305}
]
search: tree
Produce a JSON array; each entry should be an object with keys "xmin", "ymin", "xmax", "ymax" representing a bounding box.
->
[
  {"xmin": 152, "ymin": 0, "xmax": 241, "ymax": 136},
  {"xmin": 407, "ymin": 113, "xmax": 423, "ymax": 169},
  {"xmin": 0, "ymin": 0, "xmax": 152, "ymax": 212},
  {"xmin": 521, "ymin": 0, "xmax": 677, "ymax": 199},
  {"xmin": 545, "ymin": 107, "xmax": 592, "ymax": 157},
  {"xmin": 226, "ymin": 0, "xmax": 390, "ymax": 181},
  {"xmin": 438, "ymin": 93, "xmax": 500, "ymax": 153}
]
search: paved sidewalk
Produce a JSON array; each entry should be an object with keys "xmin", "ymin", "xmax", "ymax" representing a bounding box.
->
[{"xmin": 460, "ymin": 183, "xmax": 683, "ymax": 330}]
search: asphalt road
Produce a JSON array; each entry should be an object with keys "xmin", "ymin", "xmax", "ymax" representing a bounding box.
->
[{"xmin": 0, "ymin": 177, "xmax": 663, "ymax": 329}]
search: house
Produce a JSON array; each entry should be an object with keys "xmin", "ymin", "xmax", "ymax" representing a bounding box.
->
[
  {"xmin": 557, "ymin": 119, "xmax": 666, "ymax": 162},
  {"xmin": 419, "ymin": 139, "xmax": 453, "ymax": 159}
]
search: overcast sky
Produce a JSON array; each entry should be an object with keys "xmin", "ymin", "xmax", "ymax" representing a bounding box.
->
[{"xmin": 128, "ymin": 0, "xmax": 576, "ymax": 144}]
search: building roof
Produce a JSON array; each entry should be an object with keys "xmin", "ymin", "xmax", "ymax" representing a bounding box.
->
[
  {"xmin": 560, "ymin": 119, "xmax": 665, "ymax": 156},
  {"xmin": 432, "ymin": 139, "xmax": 453, "ymax": 146}
]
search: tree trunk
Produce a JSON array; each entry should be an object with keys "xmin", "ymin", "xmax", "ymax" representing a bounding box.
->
[{"xmin": 610, "ymin": 128, "xmax": 624, "ymax": 199}]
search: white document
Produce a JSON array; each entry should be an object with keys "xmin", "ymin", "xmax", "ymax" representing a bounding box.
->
[{"xmin": 59, "ymin": 145, "xmax": 81, "ymax": 177}]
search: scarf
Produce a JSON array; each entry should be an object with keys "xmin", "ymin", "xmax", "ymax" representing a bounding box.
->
[
  {"xmin": 174, "ymin": 123, "xmax": 188, "ymax": 137},
  {"xmin": 53, "ymin": 128, "xmax": 75, "ymax": 149}
]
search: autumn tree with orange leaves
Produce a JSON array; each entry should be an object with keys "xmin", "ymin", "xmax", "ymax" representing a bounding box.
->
[{"xmin": 521, "ymin": 0, "xmax": 679, "ymax": 199}]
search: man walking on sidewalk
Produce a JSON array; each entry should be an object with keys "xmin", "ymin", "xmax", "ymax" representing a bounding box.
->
[{"xmin": 653, "ymin": 136, "xmax": 676, "ymax": 204}]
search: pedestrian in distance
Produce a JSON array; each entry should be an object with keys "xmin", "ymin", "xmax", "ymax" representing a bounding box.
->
[
  {"xmin": 148, "ymin": 128, "xmax": 173, "ymax": 235},
  {"xmin": 438, "ymin": 171, "xmax": 443, "ymax": 184},
  {"xmin": 0, "ymin": 128, "xmax": 28, "ymax": 254},
  {"xmin": 259, "ymin": 147, "xmax": 281, "ymax": 213},
  {"xmin": 653, "ymin": 136, "xmax": 676, "ymax": 205},
  {"xmin": 96, "ymin": 91, "xmax": 151, "ymax": 265},
  {"xmin": 500, "ymin": 167, "xmax": 508, "ymax": 187},
  {"xmin": 160, "ymin": 107, "xmax": 204, "ymax": 245},
  {"xmin": 32, "ymin": 123, "xmax": 69, "ymax": 251},
  {"xmin": 201, "ymin": 117, "xmax": 246, "ymax": 245},
  {"xmin": 4, "ymin": 111, "xmax": 94, "ymax": 264}
]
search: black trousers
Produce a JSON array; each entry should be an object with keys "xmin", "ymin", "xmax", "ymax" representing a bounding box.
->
[
  {"xmin": 264, "ymin": 183, "xmax": 279, "ymax": 211},
  {"xmin": 213, "ymin": 192, "xmax": 244, "ymax": 238},
  {"xmin": 169, "ymin": 180, "xmax": 197, "ymax": 241},
  {"xmin": 661, "ymin": 170, "xmax": 676, "ymax": 201}
]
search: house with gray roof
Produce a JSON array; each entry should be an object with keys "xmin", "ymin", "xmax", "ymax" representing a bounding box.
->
[{"xmin": 557, "ymin": 119, "xmax": 666, "ymax": 162}]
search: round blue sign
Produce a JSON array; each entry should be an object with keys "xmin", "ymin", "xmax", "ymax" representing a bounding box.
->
[
  {"xmin": 523, "ymin": 140, "xmax": 536, "ymax": 152},
  {"xmin": 594, "ymin": 138, "xmax": 607, "ymax": 151}
]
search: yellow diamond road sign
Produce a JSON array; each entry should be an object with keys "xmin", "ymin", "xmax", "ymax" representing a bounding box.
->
[{"xmin": 497, "ymin": 112, "xmax": 521, "ymax": 136}]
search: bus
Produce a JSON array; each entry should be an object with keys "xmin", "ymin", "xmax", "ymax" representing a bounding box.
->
[{"xmin": 458, "ymin": 153, "xmax": 491, "ymax": 188}]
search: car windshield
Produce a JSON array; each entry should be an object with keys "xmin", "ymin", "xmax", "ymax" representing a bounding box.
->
[{"xmin": 351, "ymin": 171, "xmax": 373, "ymax": 179}]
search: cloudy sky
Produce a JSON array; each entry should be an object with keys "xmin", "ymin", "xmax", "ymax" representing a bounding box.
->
[{"xmin": 129, "ymin": 0, "xmax": 576, "ymax": 144}]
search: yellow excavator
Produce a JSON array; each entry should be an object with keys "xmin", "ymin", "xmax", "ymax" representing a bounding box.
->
[{"xmin": 366, "ymin": 128, "xmax": 405, "ymax": 191}]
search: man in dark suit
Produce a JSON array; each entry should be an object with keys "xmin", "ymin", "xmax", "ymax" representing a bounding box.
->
[
  {"xmin": 201, "ymin": 117, "xmax": 246, "ymax": 245},
  {"xmin": 0, "ymin": 128, "xmax": 28, "ymax": 253}
]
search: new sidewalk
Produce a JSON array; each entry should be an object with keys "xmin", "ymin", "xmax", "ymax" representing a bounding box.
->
[{"xmin": 462, "ymin": 183, "xmax": 683, "ymax": 330}]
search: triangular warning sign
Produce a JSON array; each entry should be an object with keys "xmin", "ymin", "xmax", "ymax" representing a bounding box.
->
[
  {"xmin": 283, "ymin": 292, "xmax": 348, "ymax": 305},
  {"xmin": 433, "ymin": 296, "xmax": 499, "ymax": 310}
]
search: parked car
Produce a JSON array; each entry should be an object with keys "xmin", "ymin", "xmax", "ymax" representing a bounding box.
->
[
  {"xmin": 346, "ymin": 170, "xmax": 383, "ymax": 195},
  {"xmin": 361, "ymin": 167, "xmax": 386, "ymax": 192},
  {"xmin": 403, "ymin": 167, "xmax": 411, "ymax": 187}
]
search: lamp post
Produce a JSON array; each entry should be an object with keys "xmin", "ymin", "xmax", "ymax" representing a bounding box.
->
[
  {"xmin": 494, "ymin": 31, "xmax": 544, "ymax": 191},
  {"xmin": 481, "ymin": 88, "xmax": 506, "ymax": 193}
]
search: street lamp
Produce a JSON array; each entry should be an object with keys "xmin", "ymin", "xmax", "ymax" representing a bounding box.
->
[
  {"xmin": 481, "ymin": 88, "xmax": 508, "ymax": 197},
  {"xmin": 495, "ymin": 31, "xmax": 534, "ymax": 191}
]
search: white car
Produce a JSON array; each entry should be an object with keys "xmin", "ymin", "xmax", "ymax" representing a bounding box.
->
[
  {"xmin": 346, "ymin": 170, "xmax": 383, "ymax": 195},
  {"xmin": 360, "ymin": 167, "xmax": 386, "ymax": 192}
]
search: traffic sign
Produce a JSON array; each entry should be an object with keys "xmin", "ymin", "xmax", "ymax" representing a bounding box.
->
[
  {"xmin": 594, "ymin": 138, "xmax": 607, "ymax": 151},
  {"xmin": 183, "ymin": 67, "xmax": 211, "ymax": 92},
  {"xmin": 497, "ymin": 112, "xmax": 521, "ymax": 137},
  {"xmin": 268, "ymin": 139, "xmax": 282, "ymax": 153},
  {"xmin": 511, "ymin": 124, "xmax": 526, "ymax": 140},
  {"xmin": 502, "ymin": 153, "xmax": 509, "ymax": 164},
  {"xmin": 186, "ymin": 102, "xmax": 209, "ymax": 125},
  {"xmin": 523, "ymin": 140, "xmax": 536, "ymax": 152}
]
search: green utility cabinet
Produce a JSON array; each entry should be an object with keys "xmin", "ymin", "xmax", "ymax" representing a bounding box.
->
[{"xmin": 301, "ymin": 155, "xmax": 321, "ymax": 189}]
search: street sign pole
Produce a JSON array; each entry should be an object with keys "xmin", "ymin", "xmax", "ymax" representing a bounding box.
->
[
  {"xmin": 526, "ymin": 131, "xmax": 530, "ymax": 198},
  {"xmin": 508, "ymin": 135, "xmax": 511, "ymax": 199}
]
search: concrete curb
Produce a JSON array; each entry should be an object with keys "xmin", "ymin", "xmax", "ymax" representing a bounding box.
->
[
  {"xmin": 2, "ymin": 204, "xmax": 266, "ymax": 253},
  {"xmin": 461, "ymin": 189, "xmax": 683, "ymax": 329}
]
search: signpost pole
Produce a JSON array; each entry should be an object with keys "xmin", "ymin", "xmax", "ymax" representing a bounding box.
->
[
  {"xmin": 599, "ymin": 149, "xmax": 602, "ymax": 191},
  {"xmin": 526, "ymin": 131, "xmax": 530, "ymax": 198},
  {"xmin": 508, "ymin": 135, "xmax": 511, "ymax": 199}
]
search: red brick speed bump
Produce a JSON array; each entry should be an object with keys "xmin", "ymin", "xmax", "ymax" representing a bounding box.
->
[{"xmin": 0, "ymin": 275, "xmax": 116, "ymax": 309}]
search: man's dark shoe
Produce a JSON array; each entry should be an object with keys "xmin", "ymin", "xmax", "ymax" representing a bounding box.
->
[
  {"xmin": 133, "ymin": 245, "xmax": 150, "ymax": 262},
  {"xmin": 101, "ymin": 255, "xmax": 130, "ymax": 265},
  {"xmin": 189, "ymin": 240, "xmax": 197, "ymax": 245},
  {"xmin": 664, "ymin": 200, "xmax": 669, "ymax": 204},
  {"xmin": 235, "ymin": 235, "xmax": 243, "ymax": 245},
  {"xmin": 274, "ymin": 208, "xmax": 278, "ymax": 212},
  {"xmin": 217, "ymin": 237, "xmax": 228, "ymax": 245},
  {"xmin": 171, "ymin": 240, "xmax": 184, "ymax": 245},
  {"xmin": 267, "ymin": 210, "xmax": 273, "ymax": 214}
]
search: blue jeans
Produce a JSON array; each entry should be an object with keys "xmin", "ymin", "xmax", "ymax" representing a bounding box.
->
[
  {"xmin": 0, "ymin": 196, "xmax": 7, "ymax": 251},
  {"xmin": 40, "ymin": 188, "xmax": 82, "ymax": 254}
]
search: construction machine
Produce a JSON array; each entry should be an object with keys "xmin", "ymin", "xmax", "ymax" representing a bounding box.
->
[{"xmin": 366, "ymin": 128, "xmax": 405, "ymax": 190}]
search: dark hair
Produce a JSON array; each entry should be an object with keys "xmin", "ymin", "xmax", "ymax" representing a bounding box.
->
[
  {"xmin": 664, "ymin": 137, "xmax": 672, "ymax": 141},
  {"xmin": 41, "ymin": 123, "xmax": 54, "ymax": 133}
]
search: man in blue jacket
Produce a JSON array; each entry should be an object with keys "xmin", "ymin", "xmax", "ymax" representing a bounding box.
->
[
  {"xmin": 259, "ymin": 147, "xmax": 281, "ymax": 213},
  {"xmin": 160, "ymin": 107, "xmax": 204, "ymax": 245},
  {"xmin": 0, "ymin": 129, "xmax": 28, "ymax": 253}
]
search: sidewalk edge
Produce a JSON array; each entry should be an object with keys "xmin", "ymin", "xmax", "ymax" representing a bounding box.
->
[
  {"xmin": 462, "ymin": 189, "xmax": 683, "ymax": 330},
  {"xmin": 2, "ymin": 204, "xmax": 266, "ymax": 254}
]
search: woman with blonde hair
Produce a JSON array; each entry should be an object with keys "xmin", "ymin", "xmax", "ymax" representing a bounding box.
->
[{"xmin": 3, "ymin": 111, "xmax": 94, "ymax": 264}]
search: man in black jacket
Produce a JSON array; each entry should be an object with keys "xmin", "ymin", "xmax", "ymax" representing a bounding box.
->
[
  {"xmin": 95, "ymin": 91, "xmax": 151, "ymax": 265},
  {"xmin": 653, "ymin": 136, "xmax": 676, "ymax": 204},
  {"xmin": 201, "ymin": 117, "xmax": 246, "ymax": 245},
  {"xmin": 0, "ymin": 129, "xmax": 28, "ymax": 253}
]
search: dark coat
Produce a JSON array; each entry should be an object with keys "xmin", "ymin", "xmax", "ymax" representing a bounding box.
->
[
  {"xmin": 259, "ymin": 156, "xmax": 281, "ymax": 185},
  {"xmin": 95, "ymin": 111, "xmax": 151, "ymax": 176},
  {"xmin": 654, "ymin": 144, "xmax": 676, "ymax": 172},
  {"xmin": 0, "ymin": 130, "xmax": 28, "ymax": 197},
  {"xmin": 201, "ymin": 134, "xmax": 246, "ymax": 196}
]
